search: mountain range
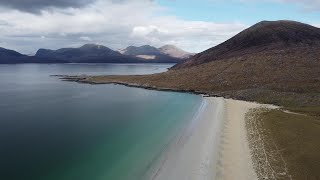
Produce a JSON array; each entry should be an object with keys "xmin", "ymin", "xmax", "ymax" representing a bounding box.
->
[
  {"xmin": 0, "ymin": 44, "xmax": 193, "ymax": 64},
  {"xmin": 119, "ymin": 45, "xmax": 194, "ymax": 63},
  {"xmin": 0, "ymin": 47, "xmax": 67, "ymax": 64}
]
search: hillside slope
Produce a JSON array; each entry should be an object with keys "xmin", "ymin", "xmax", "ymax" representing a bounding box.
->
[{"xmin": 174, "ymin": 20, "xmax": 320, "ymax": 69}]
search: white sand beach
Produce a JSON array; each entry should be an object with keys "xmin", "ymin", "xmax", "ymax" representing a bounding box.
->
[
  {"xmin": 215, "ymin": 99, "xmax": 260, "ymax": 180},
  {"xmin": 148, "ymin": 97, "xmax": 261, "ymax": 180}
]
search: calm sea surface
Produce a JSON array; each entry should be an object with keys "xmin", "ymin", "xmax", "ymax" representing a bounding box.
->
[{"xmin": 0, "ymin": 64, "xmax": 203, "ymax": 180}]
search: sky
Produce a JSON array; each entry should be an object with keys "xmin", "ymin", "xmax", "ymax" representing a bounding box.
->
[{"xmin": 0, "ymin": 0, "xmax": 320, "ymax": 54}]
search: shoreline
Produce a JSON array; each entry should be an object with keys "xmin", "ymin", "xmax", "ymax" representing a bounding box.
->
[
  {"xmin": 145, "ymin": 97, "xmax": 266, "ymax": 180},
  {"xmin": 53, "ymin": 72, "xmax": 320, "ymax": 111},
  {"xmin": 53, "ymin": 75, "xmax": 236, "ymax": 98},
  {"xmin": 56, "ymin": 75, "xmax": 279, "ymax": 179},
  {"xmin": 147, "ymin": 97, "xmax": 223, "ymax": 180}
]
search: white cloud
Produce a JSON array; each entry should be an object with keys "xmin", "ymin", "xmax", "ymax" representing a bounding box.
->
[
  {"xmin": 131, "ymin": 25, "xmax": 162, "ymax": 38},
  {"xmin": 291, "ymin": 0, "xmax": 320, "ymax": 11},
  {"xmin": 79, "ymin": 36, "xmax": 92, "ymax": 41},
  {"xmin": 0, "ymin": 0, "xmax": 95, "ymax": 13},
  {"xmin": 244, "ymin": 0, "xmax": 320, "ymax": 10},
  {"xmin": 313, "ymin": 24, "xmax": 320, "ymax": 27},
  {"xmin": 279, "ymin": 0, "xmax": 320, "ymax": 7},
  {"xmin": 130, "ymin": 18, "xmax": 247, "ymax": 52},
  {"xmin": 0, "ymin": 0, "xmax": 247, "ymax": 53}
]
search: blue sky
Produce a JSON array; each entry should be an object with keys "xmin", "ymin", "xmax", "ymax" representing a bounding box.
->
[
  {"xmin": 0, "ymin": 0, "xmax": 320, "ymax": 53},
  {"xmin": 157, "ymin": 0, "xmax": 320, "ymax": 25}
]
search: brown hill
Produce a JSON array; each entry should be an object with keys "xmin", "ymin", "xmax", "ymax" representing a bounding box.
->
[
  {"xmin": 159, "ymin": 45, "xmax": 195, "ymax": 59},
  {"xmin": 174, "ymin": 20, "xmax": 320, "ymax": 69}
]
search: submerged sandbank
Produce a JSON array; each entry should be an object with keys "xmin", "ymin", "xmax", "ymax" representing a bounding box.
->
[{"xmin": 147, "ymin": 97, "xmax": 265, "ymax": 180}]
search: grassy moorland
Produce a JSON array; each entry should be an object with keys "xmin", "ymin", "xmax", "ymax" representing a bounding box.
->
[{"xmin": 247, "ymin": 109, "xmax": 320, "ymax": 180}]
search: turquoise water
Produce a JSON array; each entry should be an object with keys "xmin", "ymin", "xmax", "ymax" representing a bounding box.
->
[{"xmin": 0, "ymin": 64, "xmax": 203, "ymax": 180}]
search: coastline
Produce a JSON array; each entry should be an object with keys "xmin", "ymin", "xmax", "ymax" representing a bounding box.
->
[
  {"xmin": 57, "ymin": 75, "xmax": 320, "ymax": 179},
  {"xmin": 57, "ymin": 75, "xmax": 306, "ymax": 179},
  {"xmin": 146, "ymin": 97, "xmax": 265, "ymax": 180},
  {"xmin": 147, "ymin": 97, "xmax": 223, "ymax": 180},
  {"xmin": 53, "ymin": 75, "xmax": 222, "ymax": 97}
]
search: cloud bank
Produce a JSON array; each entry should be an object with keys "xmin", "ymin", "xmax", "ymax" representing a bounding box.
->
[
  {"xmin": 0, "ymin": 0, "xmax": 247, "ymax": 54},
  {"xmin": 0, "ymin": 0, "xmax": 96, "ymax": 13},
  {"xmin": 245, "ymin": 0, "xmax": 320, "ymax": 10}
]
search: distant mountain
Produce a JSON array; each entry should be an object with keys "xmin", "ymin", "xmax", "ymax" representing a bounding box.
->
[
  {"xmin": 0, "ymin": 47, "xmax": 66, "ymax": 64},
  {"xmin": 35, "ymin": 44, "xmax": 141, "ymax": 63},
  {"xmin": 1, "ymin": 43, "xmax": 195, "ymax": 64},
  {"xmin": 120, "ymin": 45, "xmax": 162, "ymax": 56},
  {"xmin": 159, "ymin": 45, "xmax": 195, "ymax": 59},
  {"xmin": 119, "ymin": 45, "xmax": 193, "ymax": 63}
]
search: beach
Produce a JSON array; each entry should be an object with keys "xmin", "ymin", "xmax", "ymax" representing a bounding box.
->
[
  {"xmin": 216, "ymin": 99, "xmax": 260, "ymax": 180},
  {"xmin": 147, "ymin": 97, "xmax": 262, "ymax": 180}
]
